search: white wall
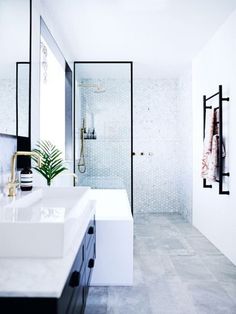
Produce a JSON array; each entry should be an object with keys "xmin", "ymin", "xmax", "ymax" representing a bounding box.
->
[
  {"xmin": 31, "ymin": 0, "xmax": 73, "ymax": 186},
  {"xmin": 178, "ymin": 70, "xmax": 193, "ymax": 221},
  {"xmin": 0, "ymin": 135, "xmax": 17, "ymax": 193},
  {"xmin": 192, "ymin": 10, "xmax": 236, "ymax": 265}
]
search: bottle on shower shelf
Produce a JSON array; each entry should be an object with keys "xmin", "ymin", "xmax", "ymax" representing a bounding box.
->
[{"xmin": 92, "ymin": 128, "xmax": 97, "ymax": 139}]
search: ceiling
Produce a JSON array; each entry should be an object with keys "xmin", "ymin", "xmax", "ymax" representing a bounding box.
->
[
  {"xmin": 75, "ymin": 63, "xmax": 131, "ymax": 80},
  {"xmin": 41, "ymin": 0, "xmax": 236, "ymax": 77}
]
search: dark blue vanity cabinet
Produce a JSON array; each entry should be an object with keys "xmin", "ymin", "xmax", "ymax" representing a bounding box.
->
[
  {"xmin": 0, "ymin": 217, "xmax": 96, "ymax": 314},
  {"xmin": 64, "ymin": 217, "xmax": 96, "ymax": 314}
]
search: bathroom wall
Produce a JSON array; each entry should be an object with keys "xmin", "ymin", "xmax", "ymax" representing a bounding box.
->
[
  {"xmin": 0, "ymin": 135, "xmax": 17, "ymax": 191},
  {"xmin": 133, "ymin": 78, "xmax": 191, "ymax": 215},
  {"xmin": 133, "ymin": 79, "xmax": 179, "ymax": 214},
  {"xmin": 192, "ymin": 9, "xmax": 236, "ymax": 265},
  {"xmin": 177, "ymin": 70, "xmax": 193, "ymax": 221}
]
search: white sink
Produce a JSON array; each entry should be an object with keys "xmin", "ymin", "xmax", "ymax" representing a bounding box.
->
[
  {"xmin": 0, "ymin": 187, "xmax": 91, "ymax": 258},
  {"xmin": 3, "ymin": 188, "xmax": 43, "ymax": 209}
]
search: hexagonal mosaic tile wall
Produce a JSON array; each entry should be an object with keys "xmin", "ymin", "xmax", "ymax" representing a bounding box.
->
[
  {"xmin": 75, "ymin": 74, "xmax": 192, "ymax": 221},
  {"xmin": 133, "ymin": 76, "xmax": 192, "ymax": 220},
  {"xmin": 76, "ymin": 78, "xmax": 132, "ymax": 202}
]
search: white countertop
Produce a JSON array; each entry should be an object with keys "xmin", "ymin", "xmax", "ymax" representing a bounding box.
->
[
  {"xmin": 89, "ymin": 189, "xmax": 132, "ymax": 220},
  {"xmin": 0, "ymin": 188, "xmax": 95, "ymax": 298}
]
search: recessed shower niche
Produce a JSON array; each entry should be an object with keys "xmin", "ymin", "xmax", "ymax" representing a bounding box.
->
[{"xmin": 73, "ymin": 62, "xmax": 133, "ymax": 210}]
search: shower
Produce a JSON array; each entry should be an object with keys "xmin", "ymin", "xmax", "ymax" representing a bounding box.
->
[
  {"xmin": 74, "ymin": 62, "xmax": 132, "ymax": 208},
  {"xmin": 77, "ymin": 81, "xmax": 105, "ymax": 173}
]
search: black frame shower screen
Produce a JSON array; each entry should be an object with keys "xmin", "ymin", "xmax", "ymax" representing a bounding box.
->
[{"xmin": 73, "ymin": 61, "xmax": 133, "ymax": 214}]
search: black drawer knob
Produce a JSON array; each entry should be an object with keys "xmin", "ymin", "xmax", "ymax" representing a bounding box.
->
[
  {"xmin": 69, "ymin": 271, "xmax": 80, "ymax": 288},
  {"xmin": 88, "ymin": 259, "xmax": 95, "ymax": 269},
  {"xmin": 88, "ymin": 226, "xmax": 94, "ymax": 235}
]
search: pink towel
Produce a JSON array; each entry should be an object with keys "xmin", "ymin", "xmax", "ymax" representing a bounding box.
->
[
  {"xmin": 201, "ymin": 109, "xmax": 220, "ymax": 182},
  {"xmin": 207, "ymin": 134, "xmax": 219, "ymax": 181}
]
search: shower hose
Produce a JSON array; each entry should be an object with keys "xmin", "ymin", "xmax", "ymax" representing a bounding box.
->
[{"xmin": 78, "ymin": 127, "xmax": 86, "ymax": 173}]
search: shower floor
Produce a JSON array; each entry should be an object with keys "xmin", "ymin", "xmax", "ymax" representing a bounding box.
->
[{"xmin": 85, "ymin": 213, "xmax": 236, "ymax": 314}]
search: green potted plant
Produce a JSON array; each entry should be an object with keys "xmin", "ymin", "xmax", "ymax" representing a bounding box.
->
[{"xmin": 32, "ymin": 140, "xmax": 67, "ymax": 186}]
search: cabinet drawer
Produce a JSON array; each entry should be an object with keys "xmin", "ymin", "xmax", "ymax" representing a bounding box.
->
[
  {"xmin": 85, "ymin": 216, "xmax": 96, "ymax": 250},
  {"xmin": 66, "ymin": 272, "xmax": 84, "ymax": 314},
  {"xmin": 85, "ymin": 238, "xmax": 96, "ymax": 286},
  {"xmin": 59, "ymin": 243, "xmax": 84, "ymax": 314}
]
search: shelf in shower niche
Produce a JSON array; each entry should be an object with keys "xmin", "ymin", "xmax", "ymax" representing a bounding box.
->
[{"xmin": 84, "ymin": 138, "xmax": 97, "ymax": 140}]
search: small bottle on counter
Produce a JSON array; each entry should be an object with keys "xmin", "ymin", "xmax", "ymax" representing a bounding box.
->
[{"xmin": 20, "ymin": 168, "xmax": 33, "ymax": 191}]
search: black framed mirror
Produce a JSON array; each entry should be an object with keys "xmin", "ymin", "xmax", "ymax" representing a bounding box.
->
[
  {"xmin": 0, "ymin": 0, "xmax": 31, "ymax": 138},
  {"xmin": 39, "ymin": 17, "xmax": 72, "ymax": 163}
]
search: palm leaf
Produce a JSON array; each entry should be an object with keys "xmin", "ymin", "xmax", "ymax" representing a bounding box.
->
[{"xmin": 32, "ymin": 140, "xmax": 67, "ymax": 186}]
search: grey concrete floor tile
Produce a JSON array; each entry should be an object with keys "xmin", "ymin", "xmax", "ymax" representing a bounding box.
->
[
  {"xmin": 107, "ymin": 286, "xmax": 152, "ymax": 314},
  {"xmin": 85, "ymin": 287, "xmax": 108, "ymax": 314},
  {"xmin": 166, "ymin": 213, "xmax": 186, "ymax": 223},
  {"xmin": 220, "ymin": 282, "xmax": 236, "ymax": 304},
  {"xmin": 85, "ymin": 304, "xmax": 107, "ymax": 314},
  {"xmin": 170, "ymin": 255, "xmax": 217, "ymax": 282},
  {"xmin": 134, "ymin": 234, "xmax": 194, "ymax": 256},
  {"xmin": 186, "ymin": 236, "xmax": 222, "ymax": 256},
  {"xmin": 138, "ymin": 254, "xmax": 178, "ymax": 282},
  {"xmin": 173, "ymin": 222, "xmax": 204, "ymax": 237},
  {"xmin": 201, "ymin": 255, "xmax": 236, "ymax": 284},
  {"xmin": 186, "ymin": 281, "xmax": 236, "ymax": 314},
  {"xmin": 134, "ymin": 214, "xmax": 170, "ymax": 226},
  {"xmin": 148, "ymin": 280, "xmax": 197, "ymax": 314},
  {"xmin": 134, "ymin": 223, "xmax": 175, "ymax": 238},
  {"xmin": 86, "ymin": 214, "xmax": 236, "ymax": 314},
  {"xmin": 133, "ymin": 257, "xmax": 145, "ymax": 286}
]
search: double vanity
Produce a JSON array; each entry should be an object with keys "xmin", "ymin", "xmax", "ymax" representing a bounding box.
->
[{"xmin": 0, "ymin": 187, "xmax": 96, "ymax": 314}]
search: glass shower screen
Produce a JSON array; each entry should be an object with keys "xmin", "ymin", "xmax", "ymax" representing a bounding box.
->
[{"xmin": 74, "ymin": 62, "xmax": 132, "ymax": 207}]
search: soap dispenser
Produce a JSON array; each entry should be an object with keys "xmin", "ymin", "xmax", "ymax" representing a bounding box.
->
[{"xmin": 20, "ymin": 167, "xmax": 33, "ymax": 191}]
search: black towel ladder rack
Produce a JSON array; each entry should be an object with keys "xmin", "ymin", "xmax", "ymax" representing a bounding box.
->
[{"xmin": 203, "ymin": 85, "xmax": 230, "ymax": 195}]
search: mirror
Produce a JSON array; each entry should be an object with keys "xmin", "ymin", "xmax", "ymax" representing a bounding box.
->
[
  {"xmin": 17, "ymin": 62, "xmax": 30, "ymax": 137},
  {"xmin": 40, "ymin": 18, "xmax": 72, "ymax": 161},
  {"xmin": 0, "ymin": 0, "xmax": 30, "ymax": 137}
]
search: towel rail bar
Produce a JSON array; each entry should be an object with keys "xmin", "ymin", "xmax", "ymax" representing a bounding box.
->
[
  {"xmin": 203, "ymin": 85, "xmax": 230, "ymax": 195},
  {"xmin": 206, "ymin": 92, "xmax": 219, "ymax": 101}
]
